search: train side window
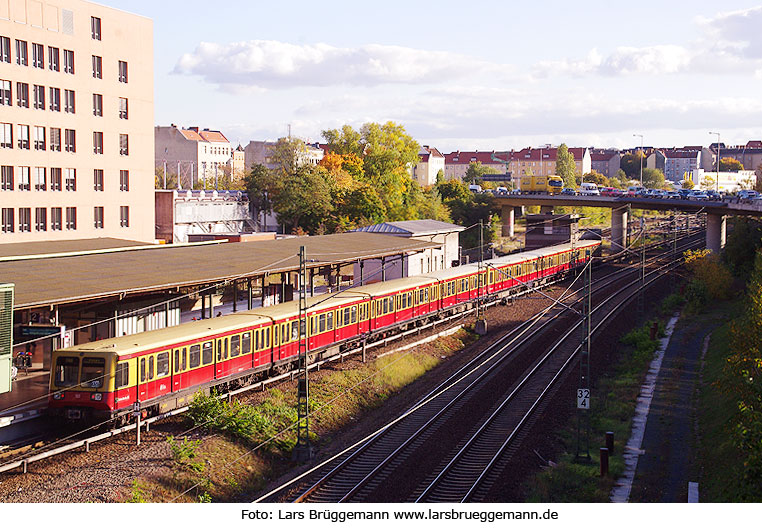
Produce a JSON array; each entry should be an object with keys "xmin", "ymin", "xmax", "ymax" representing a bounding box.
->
[
  {"xmin": 265, "ymin": 328, "xmax": 270, "ymax": 347},
  {"xmin": 140, "ymin": 357, "xmax": 146, "ymax": 383},
  {"xmin": 231, "ymin": 335, "xmax": 240, "ymax": 357},
  {"xmin": 202, "ymin": 342, "xmax": 213, "ymax": 365},
  {"xmin": 274, "ymin": 325, "xmax": 279, "ymax": 346},
  {"xmin": 282, "ymin": 323, "xmax": 288, "ymax": 343},
  {"xmin": 224, "ymin": 339, "xmax": 228, "ymax": 359},
  {"xmin": 256, "ymin": 329, "xmax": 262, "ymax": 350},
  {"xmin": 319, "ymin": 314, "xmax": 326, "ymax": 333},
  {"xmin": 216, "ymin": 340, "xmax": 223, "ymax": 361},
  {"xmin": 344, "ymin": 307, "xmax": 350, "ymax": 325},
  {"xmin": 242, "ymin": 332, "xmax": 251, "ymax": 354},
  {"xmin": 156, "ymin": 352, "xmax": 169, "ymax": 377},
  {"xmin": 148, "ymin": 356, "xmax": 154, "ymax": 380},
  {"xmin": 291, "ymin": 321, "xmax": 299, "ymax": 340},
  {"xmin": 174, "ymin": 349, "xmax": 180, "ymax": 373},
  {"xmin": 326, "ymin": 313, "xmax": 333, "ymax": 331},
  {"xmin": 115, "ymin": 362, "xmax": 129, "ymax": 389},
  {"xmin": 190, "ymin": 345, "xmax": 200, "ymax": 368},
  {"xmin": 310, "ymin": 317, "xmax": 315, "ymax": 335},
  {"xmin": 351, "ymin": 305, "xmax": 357, "ymax": 323},
  {"xmin": 408, "ymin": 291, "xmax": 412, "ymax": 306}
]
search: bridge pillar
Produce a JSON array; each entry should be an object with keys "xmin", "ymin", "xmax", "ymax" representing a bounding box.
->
[
  {"xmin": 501, "ymin": 205, "xmax": 515, "ymax": 237},
  {"xmin": 706, "ymin": 214, "xmax": 726, "ymax": 253},
  {"xmin": 514, "ymin": 205, "xmax": 525, "ymax": 217},
  {"xmin": 540, "ymin": 205, "xmax": 554, "ymax": 214},
  {"xmin": 611, "ymin": 209, "xmax": 628, "ymax": 252}
]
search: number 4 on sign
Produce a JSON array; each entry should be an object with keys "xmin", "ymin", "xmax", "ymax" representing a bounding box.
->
[{"xmin": 577, "ymin": 388, "xmax": 590, "ymax": 409}]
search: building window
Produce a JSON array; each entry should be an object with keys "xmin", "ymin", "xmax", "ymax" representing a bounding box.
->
[
  {"xmin": 17, "ymin": 125, "xmax": 30, "ymax": 150},
  {"xmin": 119, "ymin": 134, "xmax": 128, "ymax": 156},
  {"xmin": 0, "ymin": 123, "xmax": 11, "ymax": 148},
  {"xmin": 93, "ymin": 93, "xmax": 102, "ymax": 116},
  {"xmin": 33, "ymin": 84, "xmax": 45, "ymax": 109},
  {"xmin": 15, "ymin": 40, "xmax": 27, "ymax": 66},
  {"xmin": 1, "ymin": 208, "xmax": 13, "ymax": 233},
  {"xmin": 64, "ymin": 129, "xmax": 76, "ymax": 153},
  {"xmin": 0, "ymin": 36, "xmax": 10, "ymax": 63},
  {"xmin": 93, "ymin": 169, "xmax": 103, "ymax": 190},
  {"xmin": 32, "ymin": 43, "xmax": 44, "ymax": 68},
  {"xmin": 16, "ymin": 82, "xmax": 28, "ymax": 107},
  {"xmin": 1, "ymin": 166, "xmax": 12, "ymax": 190},
  {"xmin": 18, "ymin": 208, "xmax": 31, "ymax": 232},
  {"xmin": 118, "ymin": 60, "xmax": 128, "ymax": 83},
  {"xmin": 92, "ymin": 55, "xmax": 102, "ymax": 79},
  {"xmin": 34, "ymin": 126, "xmax": 45, "ymax": 150},
  {"xmin": 91, "ymin": 17, "xmax": 102, "ymax": 41},
  {"xmin": 119, "ymin": 97, "xmax": 128, "ymax": 119},
  {"xmin": 34, "ymin": 167, "xmax": 46, "ymax": 191},
  {"xmin": 49, "ymin": 87, "xmax": 60, "ymax": 111},
  {"xmin": 94, "ymin": 206, "xmax": 104, "ymax": 229},
  {"xmin": 50, "ymin": 168, "xmax": 62, "ymax": 191},
  {"xmin": 51, "ymin": 207, "xmax": 62, "ymax": 230},
  {"xmin": 63, "ymin": 49, "xmax": 74, "ymax": 74},
  {"xmin": 17, "ymin": 166, "xmax": 30, "ymax": 191},
  {"xmin": 65, "ymin": 168, "xmax": 76, "ymax": 191},
  {"xmin": 65, "ymin": 207, "xmax": 76, "ymax": 230},
  {"xmin": 120, "ymin": 170, "xmax": 129, "ymax": 191},
  {"xmin": 93, "ymin": 132, "xmax": 103, "ymax": 154},
  {"xmin": 48, "ymin": 46, "xmax": 59, "ymax": 71},
  {"xmin": 50, "ymin": 128, "xmax": 61, "ymax": 152},
  {"xmin": 0, "ymin": 79, "xmax": 10, "ymax": 105},
  {"xmin": 35, "ymin": 208, "xmax": 46, "ymax": 231},
  {"xmin": 120, "ymin": 206, "xmax": 129, "ymax": 227},
  {"xmin": 64, "ymin": 89, "xmax": 75, "ymax": 113}
]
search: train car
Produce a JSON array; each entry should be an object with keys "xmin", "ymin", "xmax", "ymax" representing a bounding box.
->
[
  {"xmin": 49, "ymin": 239, "xmax": 600, "ymax": 423},
  {"xmin": 517, "ymin": 174, "xmax": 564, "ymax": 195}
]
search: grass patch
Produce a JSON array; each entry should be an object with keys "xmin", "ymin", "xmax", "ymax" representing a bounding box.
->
[
  {"xmin": 695, "ymin": 300, "xmax": 757, "ymax": 501},
  {"xmin": 525, "ymin": 320, "xmax": 664, "ymax": 502}
]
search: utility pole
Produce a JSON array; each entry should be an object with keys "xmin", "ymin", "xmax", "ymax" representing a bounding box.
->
[
  {"xmin": 475, "ymin": 220, "xmax": 487, "ymax": 335},
  {"xmin": 293, "ymin": 246, "xmax": 314, "ymax": 462},
  {"xmin": 575, "ymin": 249, "xmax": 592, "ymax": 462},
  {"xmin": 163, "ymin": 160, "xmax": 167, "ymax": 190}
]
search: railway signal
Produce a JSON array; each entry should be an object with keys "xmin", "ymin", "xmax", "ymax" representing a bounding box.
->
[{"xmin": 293, "ymin": 246, "xmax": 314, "ymax": 462}]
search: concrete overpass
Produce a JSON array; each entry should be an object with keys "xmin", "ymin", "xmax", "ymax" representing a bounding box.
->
[{"xmin": 493, "ymin": 194, "xmax": 762, "ymax": 252}]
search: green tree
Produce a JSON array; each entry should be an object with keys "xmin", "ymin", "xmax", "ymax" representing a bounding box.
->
[
  {"xmin": 723, "ymin": 218, "xmax": 762, "ymax": 277},
  {"xmin": 581, "ymin": 171, "xmax": 609, "ymax": 187},
  {"xmin": 463, "ymin": 162, "xmax": 498, "ymax": 185},
  {"xmin": 273, "ymin": 165, "xmax": 333, "ymax": 234},
  {"xmin": 243, "ymin": 163, "xmax": 281, "ymax": 231},
  {"xmin": 719, "ymin": 157, "xmax": 744, "ymax": 172},
  {"xmin": 555, "ymin": 144, "xmax": 576, "ymax": 188},
  {"xmin": 270, "ymin": 137, "xmax": 311, "ymax": 177},
  {"xmin": 642, "ymin": 168, "xmax": 665, "ymax": 189},
  {"xmin": 435, "ymin": 169, "xmax": 445, "ymax": 184},
  {"xmin": 620, "ymin": 152, "xmax": 646, "ymax": 180},
  {"xmin": 155, "ymin": 167, "xmax": 178, "ymax": 189}
]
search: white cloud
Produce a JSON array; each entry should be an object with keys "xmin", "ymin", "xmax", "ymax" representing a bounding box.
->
[
  {"xmin": 174, "ymin": 40, "xmax": 500, "ymax": 89},
  {"xmin": 699, "ymin": 6, "xmax": 762, "ymax": 58}
]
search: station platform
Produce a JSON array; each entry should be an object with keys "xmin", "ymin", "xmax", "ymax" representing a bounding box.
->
[{"xmin": 0, "ymin": 367, "xmax": 49, "ymax": 427}]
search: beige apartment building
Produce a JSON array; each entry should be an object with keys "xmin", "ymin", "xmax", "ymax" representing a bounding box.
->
[{"xmin": 0, "ymin": 0, "xmax": 154, "ymax": 243}]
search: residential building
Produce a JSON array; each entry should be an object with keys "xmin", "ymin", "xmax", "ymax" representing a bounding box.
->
[
  {"xmin": 243, "ymin": 139, "xmax": 323, "ymax": 172},
  {"xmin": 154, "ymin": 125, "xmax": 233, "ymax": 188},
  {"xmin": 709, "ymin": 141, "xmax": 762, "ymax": 173},
  {"xmin": 589, "ymin": 149, "xmax": 620, "ymax": 179},
  {"xmin": 411, "ymin": 145, "xmax": 444, "ymax": 186},
  {"xmin": 351, "ymin": 220, "xmax": 464, "ymax": 284},
  {"xmin": 509, "ymin": 147, "xmax": 591, "ymax": 178},
  {"xmin": 0, "ymin": 0, "xmax": 155, "ymax": 243},
  {"xmin": 443, "ymin": 151, "xmax": 509, "ymax": 182},
  {"xmin": 646, "ymin": 149, "xmax": 666, "ymax": 173},
  {"xmin": 231, "ymin": 144, "xmax": 246, "ymax": 181},
  {"xmin": 663, "ymin": 149, "xmax": 702, "ymax": 182}
]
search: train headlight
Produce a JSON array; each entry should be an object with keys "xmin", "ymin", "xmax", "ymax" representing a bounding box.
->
[
  {"xmin": 52, "ymin": 392, "xmax": 64, "ymax": 400},
  {"xmin": 90, "ymin": 393, "xmax": 103, "ymax": 401}
]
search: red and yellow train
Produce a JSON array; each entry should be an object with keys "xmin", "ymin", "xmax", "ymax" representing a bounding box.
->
[{"xmin": 49, "ymin": 239, "xmax": 600, "ymax": 422}]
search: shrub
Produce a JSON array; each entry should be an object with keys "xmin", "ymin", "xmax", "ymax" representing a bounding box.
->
[{"xmin": 167, "ymin": 435, "xmax": 204, "ymax": 473}]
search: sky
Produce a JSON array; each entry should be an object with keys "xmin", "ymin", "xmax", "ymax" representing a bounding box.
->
[{"xmin": 102, "ymin": 0, "xmax": 762, "ymax": 153}]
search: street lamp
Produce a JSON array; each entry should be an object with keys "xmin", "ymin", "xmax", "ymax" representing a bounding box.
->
[
  {"xmin": 709, "ymin": 132, "xmax": 720, "ymax": 193},
  {"xmin": 633, "ymin": 134, "xmax": 643, "ymax": 187}
]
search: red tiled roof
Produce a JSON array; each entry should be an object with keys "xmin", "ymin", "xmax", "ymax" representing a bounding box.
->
[
  {"xmin": 178, "ymin": 129, "xmax": 204, "ymax": 142},
  {"xmin": 445, "ymin": 151, "xmax": 508, "ymax": 164},
  {"xmin": 199, "ymin": 130, "xmax": 229, "ymax": 143},
  {"xmin": 663, "ymin": 149, "xmax": 701, "ymax": 159}
]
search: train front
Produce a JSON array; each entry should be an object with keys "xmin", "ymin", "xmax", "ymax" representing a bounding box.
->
[{"xmin": 49, "ymin": 347, "xmax": 117, "ymax": 422}]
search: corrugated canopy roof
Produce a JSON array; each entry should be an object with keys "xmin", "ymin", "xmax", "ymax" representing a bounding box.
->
[
  {"xmin": 354, "ymin": 220, "xmax": 465, "ymax": 236},
  {"xmin": 2, "ymin": 233, "xmax": 440, "ymax": 309}
]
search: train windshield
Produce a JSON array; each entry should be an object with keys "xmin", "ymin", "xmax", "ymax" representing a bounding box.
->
[
  {"xmin": 54, "ymin": 356, "xmax": 79, "ymax": 387},
  {"xmin": 81, "ymin": 357, "xmax": 106, "ymax": 388}
]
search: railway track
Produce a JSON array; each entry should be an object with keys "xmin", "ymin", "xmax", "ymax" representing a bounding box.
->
[
  {"xmin": 257, "ymin": 232, "xmax": 702, "ymax": 503},
  {"xmin": 0, "ymin": 229, "xmax": 701, "ymax": 480}
]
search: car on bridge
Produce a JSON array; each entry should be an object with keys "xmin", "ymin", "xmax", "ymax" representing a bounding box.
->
[
  {"xmin": 561, "ymin": 187, "xmax": 576, "ymax": 196},
  {"xmin": 688, "ymin": 190, "xmax": 709, "ymax": 200}
]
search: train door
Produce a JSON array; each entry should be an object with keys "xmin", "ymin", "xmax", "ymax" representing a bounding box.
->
[{"xmin": 215, "ymin": 337, "xmax": 229, "ymax": 378}]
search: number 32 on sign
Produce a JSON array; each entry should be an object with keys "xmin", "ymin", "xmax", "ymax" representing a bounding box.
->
[{"xmin": 577, "ymin": 388, "xmax": 590, "ymax": 409}]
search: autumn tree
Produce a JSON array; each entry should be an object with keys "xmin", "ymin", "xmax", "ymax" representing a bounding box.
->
[
  {"xmin": 555, "ymin": 144, "xmax": 577, "ymax": 188},
  {"xmin": 642, "ymin": 168, "xmax": 666, "ymax": 189},
  {"xmin": 580, "ymin": 171, "xmax": 609, "ymax": 187},
  {"xmin": 719, "ymin": 157, "xmax": 744, "ymax": 172},
  {"xmin": 243, "ymin": 163, "xmax": 281, "ymax": 231}
]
